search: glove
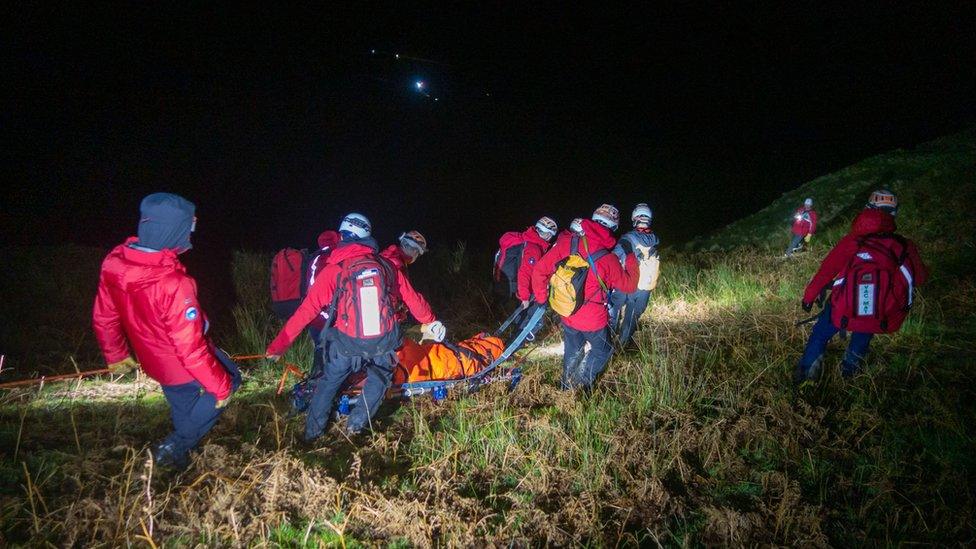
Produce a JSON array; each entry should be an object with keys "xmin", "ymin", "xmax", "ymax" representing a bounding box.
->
[
  {"xmin": 107, "ymin": 356, "xmax": 139, "ymax": 375},
  {"xmin": 802, "ymin": 301, "xmax": 813, "ymax": 313},
  {"xmin": 520, "ymin": 300, "xmax": 530, "ymax": 310},
  {"xmin": 215, "ymin": 396, "xmax": 230, "ymax": 409},
  {"xmin": 421, "ymin": 321, "xmax": 446, "ymax": 343},
  {"xmin": 804, "ymin": 234, "xmax": 812, "ymax": 243},
  {"xmin": 266, "ymin": 354, "xmax": 281, "ymax": 363}
]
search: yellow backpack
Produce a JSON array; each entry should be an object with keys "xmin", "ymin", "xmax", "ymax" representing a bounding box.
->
[{"xmin": 548, "ymin": 236, "xmax": 609, "ymax": 317}]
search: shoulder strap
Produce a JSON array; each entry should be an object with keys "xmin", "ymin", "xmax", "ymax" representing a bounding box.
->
[{"xmin": 570, "ymin": 235, "xmax": 580, "ymax": 255}]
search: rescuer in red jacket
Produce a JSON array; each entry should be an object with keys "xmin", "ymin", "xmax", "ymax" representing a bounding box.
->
[
  {"xmin": 266, "ymin": 214, "xmax": 445, "ymax": 440},
  {"xmin": 92, "ymin": 192, "xmax": 239, "ymax": 468},
  {"xmin": 785, "ymin": 198, "xmax": 818, "ymax": 257},
  {"xmin": 531, "ymin": 205, "xmax": 639, "ymax": 391},
  {"xmin": 381, "ymin": 230, "xmax": 429, "ymax": 323},
  {"xmin": 794, "ymin": 190, "xmax": 928, "ymax": 382}
]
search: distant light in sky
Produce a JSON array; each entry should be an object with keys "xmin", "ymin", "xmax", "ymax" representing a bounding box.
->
[
  {"xmin": 371, "ymin": 48, "xmax": 376, "ymax": 54},
  {"xmin": 395, "ymin": 53, "xmax": 400, "ymax": 59}
]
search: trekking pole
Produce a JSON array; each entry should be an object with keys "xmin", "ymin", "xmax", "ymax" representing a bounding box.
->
[{"xmin": 0, "ymin": 368, "xmax": 113, "ymax": 390}]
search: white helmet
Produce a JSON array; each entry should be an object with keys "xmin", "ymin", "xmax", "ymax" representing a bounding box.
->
[
  {"xmin": 631, "ymin": 203, "xmax": 652, "ymax": 228},
  {"xmin": 338, "ymin": 212, "xmax": 371, "ymax": 239},
  {"xmin": 569, "ymin": 218, "xmax": 584, "ymax": 235},
  {"xmin": 803, "ymin": 197, "xmax": 813, "ymax": 207},
  {"xmin": 592, "ymin": 204, "xmax": 620, "ymax": 231},
  {"xmin": 534, "ymin": 216, "xmax": 558, "ymax": 241}
]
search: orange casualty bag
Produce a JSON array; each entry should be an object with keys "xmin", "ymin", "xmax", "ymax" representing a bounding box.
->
[{"xmin": 393, "ymin": 333, "xmax": 505, "ymax": 385}]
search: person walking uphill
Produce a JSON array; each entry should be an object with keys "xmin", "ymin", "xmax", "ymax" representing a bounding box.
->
[
  {"xmin": 92, "ymin": 193, "xmax": 240, "ymax": 468},
  {"xmin": 531, "ymin": 204, "xmax": 640, "ymax": 392},
  {"xmin": 266, "ymin": 213, "xmax": 446, "ymax": 440},
  {"xmin": 794, "ymin": 190, "xmax": 927, "ymax": 382},
  {"xmin": 609, "ymin": 203, "xmax": 661, "ymax": 346},
  {"xmin": 785, "ymin": 198, "xmax": 818, "ymax": 257}
]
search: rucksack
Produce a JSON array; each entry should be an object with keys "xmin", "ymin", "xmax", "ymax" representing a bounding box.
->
[
  {"xmin": 622, "ymin": 233, "xmax": 661, "ymax": 291},
  {"xmin": 548, "ymin": 236, "xmax": 610, "ymax": 317},
  {"xmin": 270, "ymin": 248, "xmax": 310, "ymax": 303},
  {"xmin": 329, "ymin": 254, "xmax": 401, "ymax": 358},
  {"xmin": 493, "ymin": 232, "xmax": 525, "ymax": 293},
  {"xmin": 830, "ymin": 233, "xmax": 914, "ymax": 334}
]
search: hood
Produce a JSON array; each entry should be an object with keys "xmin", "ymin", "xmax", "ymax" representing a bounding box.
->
[
  {"xmin": 137, "ymin": 193, "xmax": 196, "ymax": 252},
  {"xmin": 521, "ymin": 226, "xmax": 551, "ymax": 249},
  {"xmin": 317, "ymin": 230, "xmax": 340, "ymax": 250},
  {"xmin": 327, "ymin": 239, "xmax": 379, "ymax": 265},
  {"xmin": 102, "ymin": 237, "xmax": 184, "ymax": 291},
  {"xmin": 577, "ymin": 219, "xmax": 617, "ymax": 253},
  {"xmin": 851, "ymin": 208, "xmax": 896, "ymax": 236},
  {"xmin": 381, "ymin": 244, "xmax": 407, "ymax": 269}
]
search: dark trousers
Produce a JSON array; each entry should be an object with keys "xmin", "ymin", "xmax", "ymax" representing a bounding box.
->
[
  {"xmin": 609, "ymin": 289, "xmax": 651, "ymax": 345},
  {"xmin": 308, "ymin": 326, "xmax": 326, "ymax": 377},
  {"xmin": 785, "ymin": 234, "xmax": 804, "ymax": 256},
  {"xmin": 160, "ymin": 382, "xmax": 224, "ymax": 455},
  {"xmin": 797, "ymin": 304, "xmax": 874, "ymax": 379},
  {"xmin": 305, "ymin": 349, "xmax": 396, "ymax": 439},
  {"xmin": 158, "ymin": 350, "xmax": 239, "ymax": 459},
  {"xmin": 561, "ymin": 324, "xmax": 613, "ymax": 390}
]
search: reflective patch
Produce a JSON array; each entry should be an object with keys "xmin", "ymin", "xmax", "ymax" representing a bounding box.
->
[
  {"xmin": 185, "ymin": 306, "xmax": 199, "ymax": 321},
  {"xmin": 528, "ymin": 257, "xmax": 536, "ymax": 265}
]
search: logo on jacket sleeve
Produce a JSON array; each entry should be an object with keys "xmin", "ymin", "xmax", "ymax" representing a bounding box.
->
[{"xmin": 185, "ymin": 306, "xmax": 199, "ymax": 321}]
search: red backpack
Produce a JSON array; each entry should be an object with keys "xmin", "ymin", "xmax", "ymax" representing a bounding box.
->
[
  {"xmin": 329, "ymin": 254, "xmax": 401, "ymax": 358},
  {"xmin": 830, "ymin": 233, "xmax": 915, "ymax": 334},
  {"xmin": 270, "ymin": 248, "xmax": 309, "ymax": 303},
  {"xmin": 493, "ymin": 231, "xmax": 525, "ymax": 291}
]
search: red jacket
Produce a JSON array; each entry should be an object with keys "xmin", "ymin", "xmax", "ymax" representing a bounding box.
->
[
  {"xmin": 92, "ymin": 237, "xmax": 232, "ymax": 399},
  {"xmin": 791, "ymin": 207, "xmax": 818, "ymax": 236},
  {"xmin": 531, "ymin": 220, "xmax": 639, "ymax": 331},
  {"xmin": 803, "ymin": 209, "xmax": 928, "ymax": 331},
  {"xmin": 380, "ymin": 244, "xmax": 414, "ymax": 323},
  {"xmin": 306, "ymin": 243, "xmax": 337, "ymax": 331},
  {"xmin": 516, "ymin": 227, "xmax": 552, "ymax": 301},
  {"xmin": 267, "ymin": 242, "xmax": 436, "ymax": 356}
]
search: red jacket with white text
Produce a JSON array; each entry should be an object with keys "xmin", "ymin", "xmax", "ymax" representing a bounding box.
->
[
  {"xmin": 803, "ymin": 209, "xmax": 928, "ymax": 333},
  {"xmin": 92, "ymin": 237, "xmax": 232, "ymax": 399},
  {"xmin": 531, "ymin": 220, "xmax": 639, "ymax": 331}
]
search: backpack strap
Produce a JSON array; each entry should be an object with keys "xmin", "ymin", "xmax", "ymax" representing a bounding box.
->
[{"xmin": 580, "ymin": 236, "xmax": 610, "ymax": 293}]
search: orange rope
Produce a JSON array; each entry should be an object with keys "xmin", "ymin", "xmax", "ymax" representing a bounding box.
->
[
  {"xmin": 229, "ymin": 354, "xmax": 267, "ymax": 361},
  {"xmin": 0, "ymin": 368, "xmax": 113, "ymax": 389}
]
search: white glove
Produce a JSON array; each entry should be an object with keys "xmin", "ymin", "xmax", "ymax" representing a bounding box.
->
[{"xmin": 421, "ymin": 321, "xmax": 446, "ymax": 343}]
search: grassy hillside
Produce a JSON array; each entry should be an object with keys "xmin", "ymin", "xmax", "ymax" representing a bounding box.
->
[{"xmin": 1, "ymin": 132, "xmax": 974, "ymax": 546}]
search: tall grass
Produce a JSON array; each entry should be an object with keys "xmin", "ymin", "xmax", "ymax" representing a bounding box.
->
[{"xmin": 0, "ymin": 131, "xmax": 974, "ymax": 545}]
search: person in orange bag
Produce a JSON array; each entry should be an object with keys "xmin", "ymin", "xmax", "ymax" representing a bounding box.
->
[{"xmin": 93, "ymin": 192, "xmax": 240, "ymax": 468}]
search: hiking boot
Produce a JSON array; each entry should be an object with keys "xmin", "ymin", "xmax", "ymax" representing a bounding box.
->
[{"xmin": 152, "ymin": 441, "xmax": 189, "ymax": 469}]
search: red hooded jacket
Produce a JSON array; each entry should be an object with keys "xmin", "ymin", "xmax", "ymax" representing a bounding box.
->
[
  {"xmin": 803, "ymin": 209, "xmax": 928, "ymax": 332},
  {"xmin": 516, "ymin": 227, "xmax": 552, "ymax": 301},
  {"xmin": 305, "ymin": 231, "xmax": 340, "ymax": 331},
  {"xmin": 267, "ymin": 242, "xmax": 436, "ymax": 356},
  {"xmin": 381, "ymin": 244, "xmax": 415, "ymax": 323},
  {"xmin": 791, "ymin": 207, "xmax": 819, "ymax": 236},
  {"xmin": 531, "ymin": 220, "xmax": 639, "ymax": 331},
  {"xmin": 92, "ymin": 237, "xmax": 232, "ymax": 399}
]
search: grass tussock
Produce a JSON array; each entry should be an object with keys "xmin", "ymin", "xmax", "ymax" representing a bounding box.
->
[{"xmin": 1, "ymin": 131, "xmax": 975, "ymax": 545}]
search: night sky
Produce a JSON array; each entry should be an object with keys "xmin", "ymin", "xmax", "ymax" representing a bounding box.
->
[{"xmin": 5, "ymin": 4, "xmax": 974, "ymax": 253}]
